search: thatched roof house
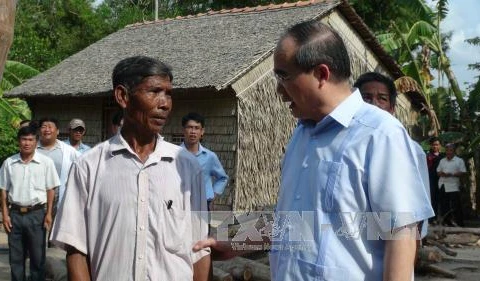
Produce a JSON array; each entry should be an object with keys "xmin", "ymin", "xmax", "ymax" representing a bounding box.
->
[{"xmin": 6, "ymin": 0, "xmax": 426, "ymax": 210}]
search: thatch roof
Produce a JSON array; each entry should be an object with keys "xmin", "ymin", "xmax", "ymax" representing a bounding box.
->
[
  {"xmin": 395, "ymin": 76, "xmax": 428, "ymax": 111},
  {"xmin": 6, "ymin": 0, "xmax": 404, "ymax": 99}
]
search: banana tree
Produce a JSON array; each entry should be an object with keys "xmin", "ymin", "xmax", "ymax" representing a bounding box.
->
[
  {"xmin": 377, "ymin": 0, "xmax": 470, "ymax": 137},
  {"xmin": 378, "ymin": 19, "xmax": 441, "ymax": 135},
  {"xmin": 0, "ymin": 60, "xmax": 39, "ymax": 163},
  {"xmin": 0, "ymin": 60, "xmax": 39, "ymax": 124}
]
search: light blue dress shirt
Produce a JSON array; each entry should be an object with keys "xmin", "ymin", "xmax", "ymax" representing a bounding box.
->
[
  {"xmin": 64, "ymin": 139, "xmax": 91, "ymax": 154},
  {"xmin": 269, "ymin": 90, "xmax": 434, "ymax": 281},
  {"xmin": 181, "ymin": 143, "xmax": 228, "ymax": 200}
]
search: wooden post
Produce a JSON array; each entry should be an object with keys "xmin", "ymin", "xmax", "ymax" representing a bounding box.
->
[{"xmin": 0, "ymin": 0, "xmax": 16, "ymax": 82}]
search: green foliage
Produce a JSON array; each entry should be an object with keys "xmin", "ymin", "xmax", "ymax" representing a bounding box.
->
[
  {"xmin": 348, "ymin": 0, "xmax": 432, "ymax": 34},
  {"xmin": 0, "ymin": 113, "xmax": 18, "ymax": 164},
  {"xmin": 0, "ymin": 60, "xmax": 39, "ymax": 163},
  {"xmin": 9, "ymin": 0, "xmax": 112, "ymax": 71}
]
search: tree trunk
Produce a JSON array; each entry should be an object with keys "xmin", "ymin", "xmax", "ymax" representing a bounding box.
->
[
  {"xmin": 442, "ymin": 61, "xmax": 468, "ymax": 122},
  {"xmin": 467, "ymin": 157, "xmax": 477, "ymax": 216},
  {"xmin": 0, "ymin": 0, "xmax": 16, "ymax": 82}
]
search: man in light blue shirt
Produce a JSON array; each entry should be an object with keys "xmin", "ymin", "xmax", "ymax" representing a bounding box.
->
[
  {"xmin": 181, "ymin": 112, "xmax": 228, "ymax": 211},
  {"xmin": 268, "ymin": 21, "xmax": 433, "ymax": 281},
  {"xmin": 64, "ymin": 118, "xmax": 91, "ymax": 154},
  {"xmin": 354, "ymin": 71, "xmax": 431, "ymax": 238},
  {"xmin": 194, "ymin": 20, "xmax": 433, "ymax": 281}
]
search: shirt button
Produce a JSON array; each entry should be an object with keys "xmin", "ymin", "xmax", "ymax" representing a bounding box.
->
[
  {"xmin": 138, "ymin": 255, "xmax": 143, "ymax": 260},
  {"xmin": 140, "ymin": 226, "xmax": 145, "ymax": 230},
  {"xmin": 141, "ymin": 198, "xmax": 145, "ymax": 202},
  {"xmin": 295, "ymin": 195, "xmax": 301, "ymax": 200}
]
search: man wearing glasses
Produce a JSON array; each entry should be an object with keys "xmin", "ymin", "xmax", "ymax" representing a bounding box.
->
[{"xmin": 65, "ymin": 118, "xmax": 91, "ymax": 154}]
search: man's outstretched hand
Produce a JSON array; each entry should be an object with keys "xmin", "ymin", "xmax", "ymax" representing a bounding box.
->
[{"xmin": 193, "ymin": 237, "xmax": 238, "ymax": 260}]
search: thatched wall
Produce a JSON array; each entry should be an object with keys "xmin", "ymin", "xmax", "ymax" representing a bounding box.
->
[
  {"xmin": 233, "ymin": 56, "xmax": 296, "ymax": 211},
  {"xmin": 30, "ymin": 97, "xmax": 104, "ymax": 146},
  {"xmin": 161, "ymin": 94, "xmax": 237, "ymax": 209},
  {"xmin": 29, "ymin": 94, "xmax": 236, "ymax": 208}
]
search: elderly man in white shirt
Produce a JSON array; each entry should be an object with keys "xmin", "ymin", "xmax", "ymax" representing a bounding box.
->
[
  {"xmin": 50, "ymin": 56, "xmax": 210, "ymax": 280},
  {"xmin": 437, "ymin": 143, "xmax": 466, "ymax": 226}
]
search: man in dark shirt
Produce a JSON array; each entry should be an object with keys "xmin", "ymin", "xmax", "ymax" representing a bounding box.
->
[{"xmin": 426, "ymin": 137, "xmax": 444, "ymax": 223}]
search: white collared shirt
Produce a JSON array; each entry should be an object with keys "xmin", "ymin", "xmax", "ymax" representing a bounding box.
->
[
  {"xmin": 437, "ymin": 156, "xmax": 466, "ymax": 192},
  {"xmin": 0, "ymin": 152, "xmax": 60, "ymax": 206},
  {"xmin": 50, "ymin": 134, "xmax": 210, "ymax": 280}
]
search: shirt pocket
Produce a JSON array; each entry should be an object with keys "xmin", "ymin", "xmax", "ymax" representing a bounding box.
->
[
  {"xmin": 162, "ymin": 203, "xmax": 187, "ymax": 253},
  {"xmin": 317, "ymin": 160, "xmax": 343, "ymax": 212},
  {"xmin": 30, "ymin": 169, "xmax": 46, "ymax": 191}
]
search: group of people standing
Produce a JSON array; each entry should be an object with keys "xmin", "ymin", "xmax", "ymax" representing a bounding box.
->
[
  {"xmin": 0, "ymin": 118, "xmax": 82, "ymax": 280},
  {"xmin": 427, "ymin": 138, "xmax": 466, "ymax": 227},
  {"xmin": 0, "ymin": 18, "xmax": 469, "ymax": 281},
  {"xmin": 0, "ymin": 82, "xmax": 228, "ymax": 279}
]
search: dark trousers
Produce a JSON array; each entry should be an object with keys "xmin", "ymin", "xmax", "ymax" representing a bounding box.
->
[
  {"xmin": 439, "ymin": 186, "xmax": 464, "ymax": 226},
  {"xmin": 207, "ymin": 199, "xmax": 214, "ymax": 212},
  {"xmin": 8, "ymin": 208, "xmax": 47, "ymax": 281},
  {"xmin": 429, "ymin": 183, "xmax": 440, "ymax": 220}
]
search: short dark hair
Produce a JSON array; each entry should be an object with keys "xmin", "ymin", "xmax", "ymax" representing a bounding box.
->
[
  {"xmin": 182, "ymin": 112, "xmax": 205, "ymax": 128},
  {"xmin": 112, "ymin": 110, "xmax": 124, "ymax": 126},
  {"xmin": 38, "ymin": 117, "xmax": 59, "ymax": 129},
  {"xmin": 112, "ymin": 56, "xmax": 173, "ymax": 94},
  {"xmin": 17, "ymin": 125, "xmax": 38, "ymax": 140},
  {"xmin": 279, "ymin": 20, "xmax": 351, "ymax": 82},
  {"xmin": 353, "ymin": 72, "xmax": 397, "ymax": 107},
  {"xmin": 429, "ymin": 136, "xmax": 440, "ymax": 145}
]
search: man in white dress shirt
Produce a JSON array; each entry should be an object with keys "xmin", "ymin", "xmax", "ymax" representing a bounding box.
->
[{"xmin": 50, "ymin": 56, "xmax": 211, "ymax": 280}]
